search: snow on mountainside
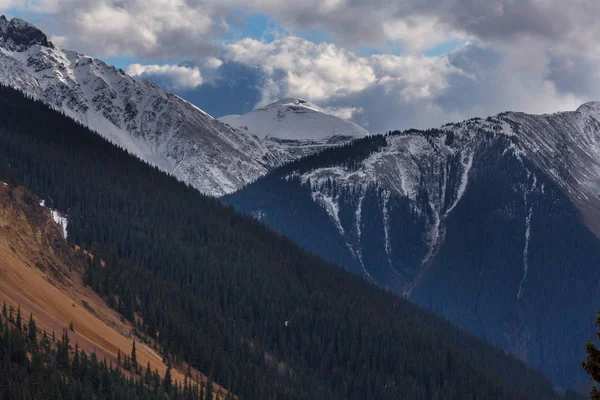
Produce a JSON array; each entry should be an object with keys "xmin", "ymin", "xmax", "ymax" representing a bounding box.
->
[
  {"xmin": 0, "ymin": 16, "xmax": 365, "ymax": 196},
  {"xmin": 220, "ymin": 98, "xmax": 369, "ymax": 140},
  {"xmin": 221, "ymin": 98, "xmax": 370, "ymax": 166},
  {"xmin": 505, "ymin": 102, "xmax": 600, "ymax": 237}
]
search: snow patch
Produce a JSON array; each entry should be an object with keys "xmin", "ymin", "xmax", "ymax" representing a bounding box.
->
[
  {"xmin": 312, "ymin": 191, "xmax": 345, "ymax": 236},
  {"xmin": 39, "ymin": 199, "xmax": 68, "ymax": 239},
  {"xmin": 51, "ymin": 210, "xmax": 68, "ymax": 239},
  {"xmin": 445, "ymin": 152, "xmax": 474, "ymax": 216},
  {"xmin": 382, "ymin": 190, "xmax": 392, "ymax": 265},
  {"xmin": 518, "ymin": 172, "xmax": 537, "ymax": 300}
]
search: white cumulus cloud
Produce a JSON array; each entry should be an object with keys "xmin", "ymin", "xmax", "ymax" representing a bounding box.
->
[
  {"xmin": 126, "ymin": 64, "xmax": 204, "ymax": 89},
  {"xmin": 325, "ymin": 106, "xmax": 364, "ymax": 120},
  {"xmin": 223, "ymin": 36, "xmax": 461, "ymax": 108}
]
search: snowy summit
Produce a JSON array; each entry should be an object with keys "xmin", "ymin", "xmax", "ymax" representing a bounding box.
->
[
  {"xmin": 220, "ymin": 98, "xmax": 369, "ymax": 141},
  {"xmin": 0, "ymin": 16, "xmax": 368, "ymax": 196}
]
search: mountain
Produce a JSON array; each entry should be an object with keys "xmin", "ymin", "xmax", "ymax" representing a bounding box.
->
[
  {"xmin": 0, "ymin": 16, "xmax": 366, "ymax": 196},
  {"xmin": 220, "ymin": 98, "xmax": 369, "ymax": 161},
  {"xmin": 224, "ymin": 104, "xmax": 600, "ymax": 389},
  {"xmin": 220, "ymin": 98, "xmax": 368, "ymax": 141},
  {"xmin": 0, "ymin": 84, "xmax": 577, "ymax": 399}
]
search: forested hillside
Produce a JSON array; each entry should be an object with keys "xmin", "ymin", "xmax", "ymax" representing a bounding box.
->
[
  {"xmin": 225, "ymin": 119, "xmax": 600, "ymax": 389},
  {"xmin": 0, "ymin": 85, "xmax": 577, "ymax": 399},
  {"xmin": 0, "ymin": 308, "xmax": 218, "ymax": 399}
]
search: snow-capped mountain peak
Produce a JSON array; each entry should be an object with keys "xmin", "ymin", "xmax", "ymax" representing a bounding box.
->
[
  {"xmin": 0, "ymin": 16, "xmax": 366, "ymax": 196},
  {"xmin": 220, "ymin": 98, "xmax": 369, "ymax": 141}
]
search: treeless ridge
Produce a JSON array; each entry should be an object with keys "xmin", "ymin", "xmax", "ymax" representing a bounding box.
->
[{"xmin": 0, "ymin": 183, "xmax": 229, "ymax": 398}]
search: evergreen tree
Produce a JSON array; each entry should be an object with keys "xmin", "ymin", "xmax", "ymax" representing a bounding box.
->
[
  {"xmin": 28, "ymin": 313, "xmax": 36, "ymax": 343},
  {"xmin": 131, "ymin": 339, "xmax": 137, "ymax": 369},
  {"xmin": 15, "ymin": 305, "xmax": 21, "ymax": 331},
  {"xmin": 205, "ymin": 378, "xmax": 213, "ymax": 400},
  {"xmin": 164, "ymin": 363, "xmax": 173, "ymax": 394},
  {"xmin": 583, "ymin": 311, "xmax": 600, "ymax": 400},
  {"xmin": 145, "ymin": 361, "xmax": 153, "ymax": 385}
]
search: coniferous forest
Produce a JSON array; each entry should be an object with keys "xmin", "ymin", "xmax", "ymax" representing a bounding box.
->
[
  {"xmin": 0, "ymin": 304, "xmax": 224, "ymax": 400},
  {"xmin": 0, "ymin": 85, "xmax": 582, "ymax": 399}
]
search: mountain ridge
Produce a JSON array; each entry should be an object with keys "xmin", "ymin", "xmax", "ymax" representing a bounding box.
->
[
  {"xmin": 225, "ymin": 102, "xmax": 600, "ymax": 389},
  {"xmin": 0, "ymin": 16, "xmax": 364, "ymax": 196}
]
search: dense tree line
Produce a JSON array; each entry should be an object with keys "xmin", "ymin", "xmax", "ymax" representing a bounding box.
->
[
  {"xmin": 0, "ymin": 85, "xmax": 577, "ymax": 399},
  {"xmin": 0, "ymin": 303, "xmax": 223, "ymax": 400}
]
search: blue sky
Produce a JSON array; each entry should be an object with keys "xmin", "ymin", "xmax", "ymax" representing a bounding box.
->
[{"xmin": 0, "ymin": 1, "xmax": 594, "ymax": 132}]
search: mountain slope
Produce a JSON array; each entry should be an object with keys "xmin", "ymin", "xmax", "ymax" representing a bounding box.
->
[
  {"xmin": 0, "ymin": 16, "xmax": 271, "ymax": 196},
  {"xmin": 0, "ymin": 182, "xmax": 225, "ymax": 396},
  {"xmin": 0, "ymin": 84, "xmax": 574, "ymax": 399},
  {"xmin": 225, "ymin": 106, "xmax": 600, "ymax": 389},
  {"xmin": 0, "ymin": 16, "xmax": 367, "ymax": 196}
]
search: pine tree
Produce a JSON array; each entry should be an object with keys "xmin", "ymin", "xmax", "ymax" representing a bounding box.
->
[
  {"xmin": 164, "ymin": 362, "xmax": 173, "ymax": 394},
  {"xmin": 145, "ymin": 361, "xmax": 152, "ymax": 385},
  {"xmin": 15, "ymin": 305, "xmax": 22, "ymax": 331},
  {"xmin": 583, "ymin": 311, "xmax": 600, "ymax": 400},
  {"xmin": 28, "ymin": 313, "xmax": 37, "ymax": 342},
  {"xmin": 205, "ymin": 378, "xmax": 213, "ymax": 400},
  {"xmin": 131, "ymin": 339, "xmax": 137, "ymax": 369}
]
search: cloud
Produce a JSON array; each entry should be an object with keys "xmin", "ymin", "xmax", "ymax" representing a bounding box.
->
[
  {"xmin": 217, "ymin": 36, "xmax": 585, "ymax": 132},
  {"xmin": 223, "ymin": 36, "xmax": 461, "ymax": 107},
  {"xmin": 325, "ymin": 106, "xmax": 363, "ymax": 120},
  {"xmin": 224, "ymin": 37, "xmax": 376, "ymax": 104},
  {"xmin": 383, "ymin": 16, "xmax": 466, "ymax": 53},
  {"xmin": 2, "ymin": 0, "xmax": 599, "ymax": 134},
  {"xmin": 4, "ymin": 0, "xmax": 600, "ymax": 59},
  {"xmin": 126, "ymin": 64, "xmax": 204, "ymax": 89},
  {"xmin": 10, "ymin": 0, "xmax": 227, "ymax": 59},
  {"xmin": 165, "ymin": 61, "xmax": 264, "ymax": 118}
]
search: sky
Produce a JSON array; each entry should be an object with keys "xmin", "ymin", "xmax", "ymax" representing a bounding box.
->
[{"xmin": 1, "ymin": 0, "xmax": 599, "ymax": 133}]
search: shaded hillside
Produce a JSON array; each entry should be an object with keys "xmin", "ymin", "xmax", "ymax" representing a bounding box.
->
[
  {"xmin": 225, "ymin": 117, "xmax": 600, "ymax": 389},
  {"xmin": 0, "ymin": 84, "xmax": 574, "ymax": 399}
]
